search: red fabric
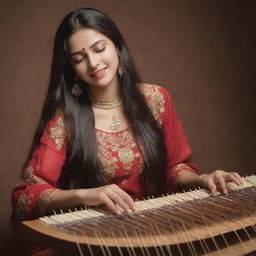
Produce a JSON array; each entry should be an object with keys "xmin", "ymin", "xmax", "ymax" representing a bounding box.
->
[
  {"xmin": 29, "ymin": 246, "xmax": 59, "ymax": 256},
  {"xmin": 11, "ymin": 114, "xmax": 66, "ymax": 221},
  {"xmin": 11, "ymin": 84, "xmax": 197, "ymax": 221},
  {"xmin": 160, "ymin": 87, "xmax": 197, "ymax": 190}
]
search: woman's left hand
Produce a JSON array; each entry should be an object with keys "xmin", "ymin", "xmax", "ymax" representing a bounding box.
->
[{"xmin": 199, "ymin": 170, "xmax": 243, "ymax": 194}]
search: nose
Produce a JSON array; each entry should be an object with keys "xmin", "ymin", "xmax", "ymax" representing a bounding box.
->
[{"xmin": 87, "ymin": 53, "xmax": 99, "ymax": 69}]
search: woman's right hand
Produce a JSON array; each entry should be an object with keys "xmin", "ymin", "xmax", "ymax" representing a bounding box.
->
[{"xmin": 76, "ymin": 184, "xmax": 136, "ymax": 215}]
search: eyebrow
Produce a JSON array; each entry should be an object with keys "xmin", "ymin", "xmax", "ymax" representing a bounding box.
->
[{"xmin": 70, "ymin": 40, "xmax": 106, "ymax": 56}]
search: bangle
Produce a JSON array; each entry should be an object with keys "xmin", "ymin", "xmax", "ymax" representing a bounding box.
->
[{"xmin": 198, "ymin": 174, "xmax": 207, "ymax": 186}]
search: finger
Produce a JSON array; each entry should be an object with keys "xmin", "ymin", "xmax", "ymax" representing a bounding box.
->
[
  {"xmin": 107, "ymin": 189, "xmax": 132, "ymax": 214},
  {"xmin": 225, "ymin": 173, "xmax": 242, "ymax": 186},
  {"xmin": 216, "ymin": 174, "xmax": 228, "ymax": 194},
  {"xmin": 112, "ymin": 185, "xmax": 136, "ymax": 211},
  {"xmin": 207, "ymin": 178, "xmax": 217, "ymax": 194},
  {"xmin": 100, "ymin": 193, "xmax": 122, "ymax": 215},
  {"xmin": 231, "ymin": 172, "xmax": 244, "ymax": 184}
]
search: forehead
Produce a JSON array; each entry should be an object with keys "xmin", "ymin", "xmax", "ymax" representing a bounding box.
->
[{"xmin": 68, "ymin": 28, "xmax": 110, "ymax": 51}]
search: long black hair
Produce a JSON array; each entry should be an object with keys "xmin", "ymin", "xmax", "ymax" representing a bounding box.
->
[{"xmin": 24, "ymin": 8, "xmax": 167, "ymax": 197}]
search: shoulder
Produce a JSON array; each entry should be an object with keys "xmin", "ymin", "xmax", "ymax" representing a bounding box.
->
[
  {"xmin": 139, "ymin": 83, "xmax": 170, "ymax": 123},
  {"xmin": 139, "ymin": 83, "xmax": 170, "ymax": 104},
  {"xmin": 41, "ymin": 112, "xmax": 66, "ymax": 151},
  {"xmin": 48, "ymin": 112, "xmax": 65, "ymax": 131}
]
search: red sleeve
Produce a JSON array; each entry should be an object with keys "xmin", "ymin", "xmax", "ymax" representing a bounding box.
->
[
  {"xmin": 160, "ymin": 88, "xmax": 198, "ymax": 192},
  {"xmin": 11, "ymin": 114, "xmax": 66, "ymax": 221}
]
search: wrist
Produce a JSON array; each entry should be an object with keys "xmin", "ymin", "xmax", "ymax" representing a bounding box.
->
[
  {"xmin": 198, "ymin": 174, "xmax": 207, "ymax": 186},
  {"xmin": 74, "ymin": 189, "xmax": 86, "ymax": 205}
]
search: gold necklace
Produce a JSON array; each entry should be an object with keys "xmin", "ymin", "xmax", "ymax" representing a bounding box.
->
[
  {"xmin": 89, "ymin": 95, "xmax": 122, "ymax": 109},
  {"xmin": 89, "ymin": 95, "xmax": 122, "ymax": 130}
]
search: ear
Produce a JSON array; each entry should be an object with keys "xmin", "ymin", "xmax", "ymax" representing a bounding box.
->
[{"xmin": 116, "ymin": 47, "xmax": 121, "ymax": 58}]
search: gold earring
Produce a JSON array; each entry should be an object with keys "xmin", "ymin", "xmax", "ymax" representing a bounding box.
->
[
  {"xmin": 117, "ymin": 49, "xmax": 123, "ymax": 77},
  {"xmin": 118, "ymin": 63, "xmax": 123, "ymax": 77},
  {"xmin": 71, "ymin": 76, "xmax": 83, "ymax": 97}
]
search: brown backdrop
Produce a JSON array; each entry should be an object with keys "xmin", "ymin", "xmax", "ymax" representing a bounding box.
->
[{"xmin": 1, "ymin": 0, "xmax": 256, "ymax": 254}]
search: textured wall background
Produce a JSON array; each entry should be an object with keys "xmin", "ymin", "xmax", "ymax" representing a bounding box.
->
[{"xmin": 1, "ymin": 0, "xmax": 256, "ymax": 254}]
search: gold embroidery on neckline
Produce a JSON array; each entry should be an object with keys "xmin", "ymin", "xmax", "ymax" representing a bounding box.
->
[
  {"xmin": 96, "ymin": 129, "xmax": 143, "ymax": 181},
  {"xmin": 118, "ymin": 148, "xmax": 134, "ymax": 163}
]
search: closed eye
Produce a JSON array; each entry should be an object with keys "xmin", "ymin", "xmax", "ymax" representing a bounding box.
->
[
  {"xmin": 94, "ymin": 47, "xmax": 105, "ymax": 53},
  {"xmin": 75, "ymin": 58, "xmax": 84, "ymax": 64},
  {"xmin": 73, "ymin": 57, "xmax": 84, "ymax": 64},
  {"xmin": 72, "ymin": 54, "xmax": 87, "ymax": 64}
]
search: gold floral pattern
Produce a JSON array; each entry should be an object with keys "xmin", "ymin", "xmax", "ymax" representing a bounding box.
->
[
  {"xmin": 34, "ymin": 188, "xmax": 58, "ymax": 217},
  {"xmin": 96, "ymin": 128, "xmax": 142, "ymax": 181},
  {"xmin": 15, "ymin": 194, "xmax": 32, "ymax": 221},
  {"xmin": 14, "ymin": 166, "xmax": 58, "ymax": 219},
  {"xmin": 95, "ymin": 84, "xmax": 166, "ymax": 181},
  {"xmin": 49, "ymin": 115, "xmax": 65, "ymax": 151},
  {"xmin": 118, "ymin": 148, "xmax": 134, "ymax": 163},
  {"xmin": 17, "ymin": 166, "xmax": 48, "ymax": 186},
  {"xmin": 169, "ymin": 163, "xmax": 196, "ymax": 183},
  {"xmin": 13, "ymin": 84, "xmax": 169, "ymax": 219},
  {"xmin": 140, "ymin": 83, "xmax": 166, "ymax": 124}
]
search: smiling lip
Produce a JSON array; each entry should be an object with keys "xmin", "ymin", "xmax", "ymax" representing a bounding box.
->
[{"xmin": 90, "ymin": 67, "xmax": 107, "ymax": 79}]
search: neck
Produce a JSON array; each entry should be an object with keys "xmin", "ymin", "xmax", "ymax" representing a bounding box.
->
[{"xmin": 89, "ymin": 76, "xmax": 120, "ymax": 100}]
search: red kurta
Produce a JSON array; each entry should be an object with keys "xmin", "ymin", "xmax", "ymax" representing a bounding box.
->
[{"xmin": 11, "ymin": 83, "xmax": 197, "ymax": 221}]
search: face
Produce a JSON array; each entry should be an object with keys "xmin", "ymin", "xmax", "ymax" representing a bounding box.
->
[{"xmin": 68, "ymin": 28, "xmax": 119, "ymax": 90}]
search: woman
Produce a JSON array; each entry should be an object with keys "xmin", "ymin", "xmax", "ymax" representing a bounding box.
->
[{"xmin": 11, "ymin": 7, "xmax": 243, "ymax": 221}]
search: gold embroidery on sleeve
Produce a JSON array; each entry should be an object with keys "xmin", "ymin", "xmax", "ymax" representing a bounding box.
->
[
  {"xmin": 17, "ymin": 166, "xmax": 48, "ymax": 186},
  {"xmin": 34, "ymin": 188, "xmax": 58, "ymax": 217},
  {"xmin": 14, "ymin": 167, "xmax": 57, "ymax": 219},
  {"xmin": 49, "ymin": 115, "xmax": 65, "ymax": 151},
  {"xmin": 172, "ymin": 163, "xmax": 191, "ymax": 170},
  {"xmin": 15, "ymin": 194, "xmax": 32, "ymax": 221},
  {"xmin": 169, "ymin": 163, "xmax": 196, "ymax": 183},
  {"xmin": 140, "ymin": 84, "xmax": 165, "ymax": 124}
]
